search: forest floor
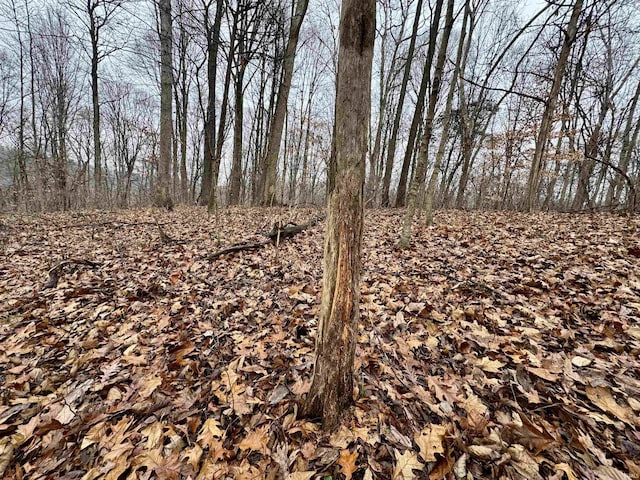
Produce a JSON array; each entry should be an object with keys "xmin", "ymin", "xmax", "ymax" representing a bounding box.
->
[{"xmin": 1, "ymin": 207, "xmax": 640, "ymax": 480}]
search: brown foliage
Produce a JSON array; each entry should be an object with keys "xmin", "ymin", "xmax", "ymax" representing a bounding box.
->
[{"xmin": 1, "ymin": 207, "xmax": 639, "ymax": 479}]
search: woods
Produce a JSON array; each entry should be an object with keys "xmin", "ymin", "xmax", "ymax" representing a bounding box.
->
[
  {"xmin": 0, "ymin": 0, "xmax": 639, "ymax": 214},
  {"xmin": 2, "ymin": 0, "xmax": 640, "ymax": 478}
]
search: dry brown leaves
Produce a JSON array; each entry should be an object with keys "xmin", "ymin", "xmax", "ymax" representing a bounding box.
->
[{"xmin": 1, "ymin": 207, "xmax": 639, "ymax": 479}]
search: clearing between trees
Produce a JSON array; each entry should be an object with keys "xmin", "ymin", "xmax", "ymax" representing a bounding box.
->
[{"xmin": 1, "ymin": 207, "xmax": 639, "ymax": 479}]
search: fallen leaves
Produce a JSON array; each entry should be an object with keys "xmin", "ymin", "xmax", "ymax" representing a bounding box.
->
[
  {"xmin": 585, "ymin": 385, "xmax": 635, "ymax": 425},
  {"xmin": 337, "ymin": 448, "xmax": 358, "ymax": 480},
  {"xmin": 414, "ymin": 424, "xmax": 447, "ymax": 462},
  {"xmin": 1, "ymin": 207, "xmax": 639, "ymax": 478},
  {"xmin": 393, "ymin": 449, "xmax": 422, "ymax": 479}
]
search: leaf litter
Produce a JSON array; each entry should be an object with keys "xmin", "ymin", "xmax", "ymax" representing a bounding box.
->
[{"xmin": 1, "ymin": 207, "xmax": 639, "ymax": 479}]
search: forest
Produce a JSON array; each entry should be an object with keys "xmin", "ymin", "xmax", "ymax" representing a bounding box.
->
[{"xmin": 1, "ymin": 0, "xmax": 640, "ymax": 479}]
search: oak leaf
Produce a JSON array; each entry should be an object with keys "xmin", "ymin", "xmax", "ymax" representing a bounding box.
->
[
  {"xmin": 415, "ymin": 424, "xmax": 446, "ymax": 462},
  {"xmin": 337, "ymin": 449, "xmax": 358, "ymax": 480},
  {"xmin": 392, "ymin": 450, "xmax": 423, "ymax": 479}
]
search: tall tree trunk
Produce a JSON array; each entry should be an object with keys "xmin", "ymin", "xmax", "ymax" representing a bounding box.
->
[
  {"xmin": 157, "ymin": 0, "xmax": 174, "ymax": 208},
  {"xmin": 10, "ymin": 0, "xmax": 28, "ymax": 195},
  {"xmin": 424, "ymin": 1, "xmax": 468, "ymax": 225},
  {"xmin": 453, "ymin": 0, "xmax": 476, "ymax": 209},
  {"xmin": 572, "ymin": 100, "xmax": 609, "ymax": 210},
  {"xmin": 90, "ymin": 16, "xmax": 101, "ymax": 200},
  {"xmin": 200, "ymin": 0, "xmax": 224, "ymax": 205},
  {"xmin": 208, "ymin": 18, "xmax": 236, "ymax": 212},
  {"xmin": 526, "ymin": 0, "xmax": 583, "ymax": 211},
  {"xmin": 394, "ymin": 0, "xmax": 444, "ymax": 208},
  {"xmin": 380, "ymin": 0, "xmax": 423, "ymax": 207},
  {"xmin": 608, "ymin": 79, "xmax": 640, "ymax": 205},
  {"xmin": 303, "ymin": 0, "xmax": 375, "ymax": 431},
  {"xmin": 399, "ymin": 0, "xmax": 454, "ymax": 248},
  {"xmin": 228, "ymin": 61, "xmax": 245, "ymax": 205},
  {"xmin": 261, "ymin": 0, "xmax": 309, "ymax": 205}
]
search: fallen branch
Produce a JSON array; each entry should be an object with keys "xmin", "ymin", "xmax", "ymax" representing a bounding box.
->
[
  {"xmin": 208, "ymin": 240, "xmax": 271, "ymax": 260},
  {"xmin": 44, "ymin": 259, "xmax": 101, "ymax": 289},
  {"xmin": 207, "ymin": 215, "xmax": 325, "ymax": 260},
  {"xmin": 267, "ymin": 215, "xmax": 325, "ymax": 243},
  {"xmin": 66, "ymin": 221, "xmax": 168, "ymax": 230}
]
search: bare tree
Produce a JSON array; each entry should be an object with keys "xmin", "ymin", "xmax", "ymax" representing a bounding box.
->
[
  {"xmin": 526, "ymin": 0, "xmax": 583, "ymax": 211},
  {"xmin": 156, "ymin": 0, "xmax": 173, "ymax": 208},
  {"xmin": 303, "ymin": 0, "xmax": 375, "ymax": 430},
  {"xmin": 398, "ymin": 0, "xmax": 454, "ymax": 248},
  {"xmin": 260, "ymin": 0, "xmax": 309, "ymax": 206}
]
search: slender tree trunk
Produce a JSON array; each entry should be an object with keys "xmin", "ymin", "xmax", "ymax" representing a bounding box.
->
[
  {"xmin": 201, "ymin": 0, "xmax": 224, "ymax": 205},
  {"xmin": 157, "ymin": 0, "xmax": 174, "ymax": 208},
  {"xmin": 526, "ymin": 0, "xmax": 583, "ymax": 211},
  {"xmin": 228, "ymin": 63, "xmax": 245, "ymax": 205},
  {"xmin": 608, "ymin": 79, "xmax": 640, "ymax": 205},
  {"xmin": 303, "ymin": 0, "xmax": 375, "ymax": 431},
  {"xmin": 380, "ymin": 0, "xmax": 423, "ymax": 207},
  {"xmin": 10, "ymin": 0, "xmax": 28, "ymax": 196},
  {"xmin": 572, "ymin": 100, "xmax": 608, "ymax": 210},
  {"xmin": 90, "ymin": 18, "xmax": 101, "ymax": 200},
  {"xmin": 399, "ymin": 0, "xmax": 454, "ymax": 248},
  {"xmin": 261, "ymin": 0, "xmax": 309, "ymax": 205},
  {"xmin": 208, "ymin": 23, "xmax": 235, "ymax": 211},
  {"xmin": 424, "ymin": 1, "xmax": 468, "ymax": 225},
  {"xmin": 454, "ymin": 1, "xmax": 476, "ymax": 209},
  {"xmin": 394, "ymin": 0, "xmax": 443, "ymax": 208}
]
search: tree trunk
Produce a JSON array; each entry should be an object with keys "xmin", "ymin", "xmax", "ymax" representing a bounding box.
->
[
  {"xmin": 526, "ymin": 0, "xmax": 583, "ymax": 211},
  {"xmin": 424, "ymin": 1, "xmax": 468, "ymax": 225},
  {"xmin": 398, "ymin": 0, "xmax": 454, "ymax": 249},
  {"xmin": 208, "ymin": 17, "xmax": 236, "ymax": 212},
  {"xmin": 608, "ymin": 79, "xmax": 640, "ymax": 205},
  {"xmin": 157, "ymin": 0, "xmax": 174, "ymax": 208},
  {"xmin": 201, "ymin": 0, "xmax": 224, "ymax": 205},
  {"xmin": 380, "ymin": 0, "xmax": 423, "ymax": 207},
  {"xmin": 90, "ymin": 16, "xmax": 101, "ymax": 201},
  {"xmin": 228, "ymin": 60, "xmax": 245, "ymax": 205},
  {"xmin": 394, "ymin": 0, "xmax": 443, "ymax": 208},
  {"xmin": 303, "ymin": 0, "xmax": 375, "ymax": 431},
  {"xmin": 261, "ymin": 0, "xmax": 309, "ymax": 205}
]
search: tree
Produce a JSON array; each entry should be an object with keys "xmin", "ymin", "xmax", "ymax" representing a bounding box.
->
[
  {"xmin": 525, "ymin": 0, "xmax": 583, "ymax": 212},
  {"xmin": 156, "ymin": 0, "xmax": 173, "ymax": 208},
  {"xmin": 398, "ymin": 0, "xmax": 454, "ymax": 249},
  {"xmin": 303, "ymin": 0, "xmax": 375, "ymax": 430},
  {"xmin": 379, "ymin": 0, "xmax": 422, "ymax": 207},
  {"xmin": 424, "ymin": 0, "xmax": 469, "ymax": 225},
  {"xmin": 394, "ymin": 0, "xmax": 444, "ymax": 208},
  {"xmin": 260, "ymin": 0, "xmax": 309, "ymax": 206},
  {"xmin": 75, "ymin": 0, "xmax": 123, "ymax": 200},
  {"xmin": 200, "ymin": 0, "xmax": 223, "ymax": 205}
]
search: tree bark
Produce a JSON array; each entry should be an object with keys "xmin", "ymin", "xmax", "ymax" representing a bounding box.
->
[
  {"xmin": 394, "ymin": 0, "xmax": 444, "ymax": 208},
  {"xmin": 380, "ymin": 0, "xmax": 422, "ymax": 207},
  {"xmin": 228, "ymin": 60, "xmax": 245, "ymax": 205},
  {"xmin": 157, "ymin": 0, "xmax": 174, "ymax": 208},
  {"xmin": 261, "ymin": 0, "xmax": 309, "ymax": 206},
  {"xmin": 208, "ymin": 17, "xmax": 236, "ymax": 212},
  {"xmin": 398, "ymin": 0, "xmax": 454, "ymax": 249},
  {"xmin": 200, "ymin": 0, "xmax": 224, "ymax": 205},
  {"xmin": 90, "ymin": 10, "xmax": 101, "ymax": 200},
  {"xmin": 608, "ymin": 79, "xmax": 640, "ymax": 205},
  {"xmin": 303, "ymin": 0, "xmax": 375, "ymax": 431},
  {"xmin": 526, "ymin": 0, "xmax": 583, "ymax": 211},
  {"xmin": 424, "ymin": 2, "xmax": 468, "ymax": 225}
]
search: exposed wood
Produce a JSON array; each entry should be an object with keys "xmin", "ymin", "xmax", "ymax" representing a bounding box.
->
[{"xmin": 302, "ymin": 0, "xmax": 375, "ymax": 430}]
